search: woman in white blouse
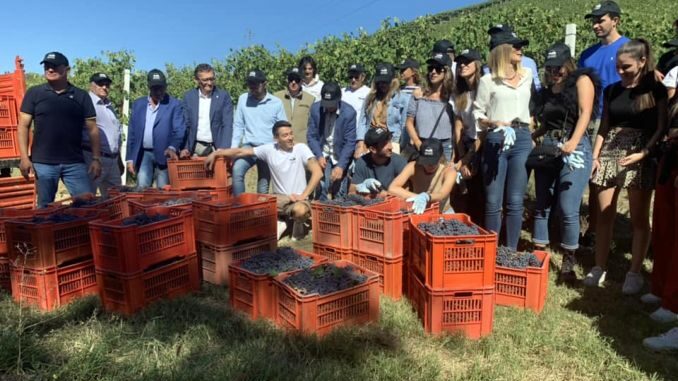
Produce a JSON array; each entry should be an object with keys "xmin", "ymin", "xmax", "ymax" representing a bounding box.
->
[{"xmin": 473, "ymin": 31, "xmax": 533, "ymax": 250}]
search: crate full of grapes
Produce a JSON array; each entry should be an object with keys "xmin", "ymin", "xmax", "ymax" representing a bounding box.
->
[{"xmin": 495, "ymin": 248, "xmax": 549, "ymax": 313}]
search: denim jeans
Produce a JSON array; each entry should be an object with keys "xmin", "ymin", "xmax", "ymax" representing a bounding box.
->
[
  {"xmin": 315, "ymin": 158, "xmax": 348, "ymax": 201},
  {"xmin": 33, "ymin": 162, "xmax": 93, "ymax": 208},
  {"xmin": 533, "ymin": 136, "xmax": 593, "ymax": 250},
  {"xmin": 232, "ymin": 144, "xmax": 270, "ymax": 195},
  {"xmin": 136, "ymin": 150, "xmax": 168, "ymax": 189},
  {"xmin": 83, "ymin": 150, "xmax": 121, "ymax": 199},
  {"xmin": 440, "ymin": 138, "xmax": 453, "ymax": 163},
  {"xmin": 481, "ymin": 127, "xmax": 531, "ymax": 250}
]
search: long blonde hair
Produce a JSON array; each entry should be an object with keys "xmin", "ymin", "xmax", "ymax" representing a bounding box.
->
[
  {"xmin": 488, "ymin": 44, "xmax": 524, "ymax": 80},
  {"xmin": 364, "ymin": 77, "xmax": 400, "ymax": 116},
  {"xmin": 453, "ymin": 60, "xmax": 482, "ymax": 111}
]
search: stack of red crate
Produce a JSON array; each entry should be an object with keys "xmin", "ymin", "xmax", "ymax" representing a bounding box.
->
[
  {"xmin": 0, "ymin": 176, "xmax": 36, "ymax": 209},
  {"xmin": 49, "ymin": 193, "xmax": 129, "ymax": 221},
  {"xmin": 89, "ymin": 206, "xmax": 200, "ymax": 315},
  {"xmin": 192, "ymin": 193, "xmax": 278, "ymax": 285},
  {"xmin": 4, "ymin": 208, "xmax": 101, "ymax": 310},
  {"xmin": 167, "ymin": 157, "xmax": 232, "ymax": 196},
  {"xmin": 407, "ymin": 213, "xmax": 497, "ymax": 339},
  {"xmin": 0, "ymin": 56, "xmax": 26, "ymax": 161}
]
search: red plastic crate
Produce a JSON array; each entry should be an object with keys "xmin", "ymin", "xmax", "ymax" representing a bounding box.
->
[
  {"xmin": 51, "ymin": 193, "xmax": 129, "ymax": 221},
  {"xmin": 0, "ymin": 96, "xmax": 18, "ymax": 127},
  {"xmin": 199, "ymin": 237, "xmax": 277, "ymax": 285},
  {"xmin": 408, "ymin": 273, "xmax": 494, "ymax": 339},
  {"xmin": 274, "ymin": 260, "xmax": 380, "ymax": 336},
  {"xmin": 193, "ymin": 193, "xmax": 277, "ymax": 246},
  {"xmin": 10, "ymin": 259, "xmax": 98, "ymax": 311},
  {"xmin": 5, "ymin": 210, "xmax": 101, "ymax": 270},
  {"xmin": 168, "ymin": 157, "xmax": 232, "ymax": 190},
  {"xmin": 89, "ymin": 207, "xmax": 196, "ymax": 274},
  {"xmin": 229, "ymin": 249, "xmax": 328, "ymax": 320},
  {"xmin": 312, "ymin": 242, "xmax": 352, "ymax": 262},
  {"xmin": 0, "ymin": 207, "xmax": 60, "ymax": 255},
  {"xmin": 351, "ymin": 251, "xmax": 404, "ymax": 300},
  {"xmin": 409, "ymin": 214, "xmax": 497, "ymax": 290},
  {"xmin": 127, "ymin": 191, "xmax": 214, "ymax": 215},
  {"xmin": 353, "ymin": 198, "xmax": 438, "ymax": 259},
  {"xmin": 97, "ymin": 254, "xmax": 201, "ymax": 316},
  {"xmin": 0, "ymin": 257, "xmax": 10, "ymax": 292},
  {"xmin": 495, "ymin": 250, "xmax": 550, "ymax": 313},
  {"xmin": 0, "ymin": 176, "xmax": 36, "ymax": 209},
  {"xmin": 0, "ymin": 128, "xmax": 18, "ymax": 159}
]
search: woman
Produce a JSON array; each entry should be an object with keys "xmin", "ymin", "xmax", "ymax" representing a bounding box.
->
[
  {"xmin": 356, "ymin": 63, "xmax": 410, "ymax": 156},
  {"xmin": 585, "ymin": 39, "xmax": 668, "ymax": 294},
  {"xmin": 531, "ymin": 42, "xmax": 599, "ymax": 282},
  {"xmin": 473, "ymin": 31, "xmax": 533, "ymax": 250},
  {"xmin": 404, "ymin": 52, "xmax": 455, "ymax": 162},
  {"xmin": 451, "ymin": 48, "xmax": 484, "ymax": 223},
  {"xmin": 299, "ymin": 56, "xmax": 324, "ymax": 101}
]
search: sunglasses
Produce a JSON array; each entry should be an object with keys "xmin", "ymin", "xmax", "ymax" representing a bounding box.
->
[
  {"xmin": 288, "ymin": 77, "xmax": 301, "ymax": 83},
  {"xmin": 427, "ymin": 66, "xmax": 446, "ymax": 73},
  {"xmin": 545, "ymin": 66, "xmax": 562, "ymax": 73},
  {"xmin": 348, "ymin": 74, "xmax": 361, "ymax": 80}
]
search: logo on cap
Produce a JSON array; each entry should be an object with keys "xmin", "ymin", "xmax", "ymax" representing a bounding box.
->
[
  {"xmin": 47, "ymin": 53, "xmax": 55, "ymax": 59},
  {"xmin": 547, "ymin": 51, "xmax": 557, "ymax": 59},
  {"xmin": 594, "ymin": 4, "xmax": 601, "ymax": 10},
  {"xmin": 461, "ymin": 49, "xmax": 469, "ymax": 55},
  {"xmin": 375, "ymin": 128, "xmax": 385, "ymax": 135},
  {"xmin": 152, "ymin": 74, "xmax": 160, "ymax": 80},
  {"xmin": 291, "ymin": 68, "xmax": 299, "ymax": 73},
  {"xmin": 100, "ymin": 74, "xmax": 107, "ymax": 78},
  {"xmin": 511, "ymin": 32, "xmax": 517, "ymax": 37},
  {"xmin": 324, "ymin": 93, "xmax": 331, "ymax": 100},
  {"xmin": 248, "ymin": 71, "xmax": 255, "ymax": 77},
  {"xmin": 350, "ymin": 64, "xmax": 357, "ymax": 69},
  {"xmin": 435, "ymin": 53, "xmax": 444, "ymax": 59},
  {"xmin": 424, "ymin": 147, "xmax": 433, "ymax": 156},
  {"xmin": 380, "ymin": 68, "xmax": 388, "ymax": 75},
  {"xmin": 495, "ymin": 24, "xmax": 503, "ymax": 28}
]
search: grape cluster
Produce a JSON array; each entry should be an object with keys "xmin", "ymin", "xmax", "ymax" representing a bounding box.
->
[
  {"xmin": 283, "ymin": 263, "xmax": 367, "ymax": 296},
  {"xmin": 239, "ymin": 247, "xmax": 314, "ymax": 276},
  {"xmin": 496, "ymin": 246, "xmax": 542, "ymax": 269},
  {"xmin": 72, "ymin": 198, "xmax": 102, "ymax": 208},
  {"xmin": 121, "ymin": 213, "xmax": 170, "ymax": 226},
  {"xmin": 319, "ymin": 194, "xmax": 384, "ymax": 207},
  {"xmin": 30, "ymin": 214, "xmax": 81, "ymax": 224},
  {"xmin": 112, "ymin": 185, "xmax": 144, "ymax": 193},
  {"xmin": 417, "ymin": 218, "xmax": 479, "ymax": 236},
  {"xmin": 160, "ymin": 198, "xmax": 193, "ymax": 206}
]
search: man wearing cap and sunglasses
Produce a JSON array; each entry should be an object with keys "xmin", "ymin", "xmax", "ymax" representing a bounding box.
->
[
  {"xmin": 84, "ymin": 72, "xmax": 123, "ymax": 198},
  {"xmin": 126, "ymin": 69, "xmax": 186, "ymax": 189},
  {"xmin": 350, "ymin": 127, "xmax": 407, "ymax": 197},
  {"xmin": 274, "ymin": 67, "xmax": 314, "ymax": 145},
  {"xmin": 341, "ymin": 64, "xmax": 370, "ymax": 127},
  {"xmin": 18, "ymin": 51, "xmax": 101, "ymax": 208}
]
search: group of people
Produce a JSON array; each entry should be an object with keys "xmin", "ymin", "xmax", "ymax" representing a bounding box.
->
[{"xmin": 14, "ymin": 0, "xmax": 678, "ymax": 352}]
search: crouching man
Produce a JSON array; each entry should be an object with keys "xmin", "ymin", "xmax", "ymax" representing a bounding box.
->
[{"xmin": 205, "ymin": 120, "xmax": 323, "ymax": 239}]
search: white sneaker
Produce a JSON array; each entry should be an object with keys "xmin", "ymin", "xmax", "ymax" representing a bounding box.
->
[
  {"xmin": 277, "ymin": 221, "xmax": 287, "ymax": 240},
  {"xmin": 650, "ymin": 307, "xmax": 678, "ymax": 323},
  {"xmin": 622, "ymin": 271, "xmax": 644, "ymax": 295},
  {"xmin": 640, "ymin": 293, "xmax": 662, "ymax": 304},
  {"xmin": 643, "ymin": 327, "xmax": 678, "ymax": 352},
  {"xmin": 583, "ymin": 266, "xmax": 606, "ymax": 287}
]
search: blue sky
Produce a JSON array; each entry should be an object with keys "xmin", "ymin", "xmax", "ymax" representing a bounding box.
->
[{"xmin": 0, "ymin": 0, "xmax": 483, "ymax": 74}]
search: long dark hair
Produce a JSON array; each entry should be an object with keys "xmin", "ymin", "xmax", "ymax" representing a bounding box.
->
[{"xmin": 617, "ymin": 39, "xmax": 657, "ymax": 112}]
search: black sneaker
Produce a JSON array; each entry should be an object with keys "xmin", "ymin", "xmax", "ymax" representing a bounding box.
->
[
  {"xmin": 579, "ymin": 232, "xmax": 595, "ymax": 249},
  {"xmin": 559, "ymin": 253, "xmax": 578, "ymax": 283}
]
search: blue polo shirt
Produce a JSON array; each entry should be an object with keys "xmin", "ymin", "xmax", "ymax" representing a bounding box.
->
[
  {"xmin": 579, "ymin": 36, "xmax": 630, "ymax": 116},
  {"xmin": 231, "ymin": 92, "xmax": 287, "ymax": 147}
]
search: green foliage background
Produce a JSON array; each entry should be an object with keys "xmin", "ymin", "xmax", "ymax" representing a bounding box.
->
[{"xmin": 24, "ymin": 0, "xmax": 678, "ymax": 115}]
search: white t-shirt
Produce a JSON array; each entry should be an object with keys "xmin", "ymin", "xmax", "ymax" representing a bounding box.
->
[
  {"xmin": 663, "ymin": 66, "xmax": 678, "ymax": 89},
  {"xmin": 342, "ymin": 85, "xmax": 370, "ymax": 126},
  {"xmin": 450, "ymin": 91, "xmax": 481, "ymax": 140},
  {"xmin": 253, "ymin": 143, "xmax": 314, "ymax": 195},
  {"xmin": 302, "ymin": 75, "xmax": 324, "ymax": 101},
  {"xmin": 197, "ymin": 90, "xmax": 213, "ymax": 142}
]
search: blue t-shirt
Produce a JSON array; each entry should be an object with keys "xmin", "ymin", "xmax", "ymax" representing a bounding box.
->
[{"xmin": 579, "ymin": 36, "xmax": 630, "ymax": 116}]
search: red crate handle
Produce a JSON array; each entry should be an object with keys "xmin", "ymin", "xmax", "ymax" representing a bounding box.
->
[
  {"xmin": 453, "ymin": 291, "xmax": 473, "ymax": 297},
  {"xmin": 455, "ymin": 239, "xmax": 475, "ymax": 245}
]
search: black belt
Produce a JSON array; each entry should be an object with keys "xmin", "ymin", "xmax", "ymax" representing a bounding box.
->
[
  {"xmin": 143, "ymin": 148, "xmax": 154, "ymax": 152},
  {"xmin": 82, "ymin": 146, "xmax": 118, "ymax": 158},
  {"xmin": 511, "ymin": 121, "xmax": 530, "ymax": 129},
  {"xmin": 196, "ymin": 140, "xmax": 214, "ymax": 146}
]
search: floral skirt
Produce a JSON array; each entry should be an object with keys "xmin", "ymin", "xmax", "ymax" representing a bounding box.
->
[{"xmin": 592, "ymin": 127, "xmax": 656, "ymax": 190}]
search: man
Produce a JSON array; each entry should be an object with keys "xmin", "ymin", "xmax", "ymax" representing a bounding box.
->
[
  {"xmin": 17, "ymin": 51, "xmax": 101, "ymax": 208},
  {"xmin": 662, "ymin": 39, "xmax": 678, "ymax": 99},
  {"xmin": 84, "ymin": 72, "xmax": 122, "ymax": 198},
  {"xmin": 205, "ymin": 120, "xmax": 323, "ymax": 240},
  {"xmin": 274, "ymin": 67, "xmax": 314, "ymax": 145},
  {"xmin": 126, "ymin": 69, "xmax": 186, "ymax": 189},
  {"xmin": 231, "ymin": 69, "xmax": 287, "ymax": 195},
  {"xmin": 657, "ymin": 19, "xmax": 678, "ymax": 75},
  {"xmin": 341, "ymin": 63, "xmax": 370, "ymax": 127},
  {"xmin": 180, "ymin": 63, "xmax": 233, "ymax": 158},
  {"xmin": 349, "ymin": 127, "xmax": 407, "ymax": 198},
  {"xmin": 486, "ymin": 24, "xmax": 542, "ymax": 91},
  {"xmin": 432, "ymin": 40, "xmax": 457, "ymax": 78},
  {"xmin": 397, "ymin": 58, "xmax": 423, "ymax": 98},
  {"xmin": 307, "ymin": 82, "xmax": 357, "ymax": 200}
]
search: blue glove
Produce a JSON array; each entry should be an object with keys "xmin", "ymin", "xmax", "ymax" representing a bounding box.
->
[
  {"xmin": 494, "ymin": 126, "xmax": 516, "ymax": 151},
  {"xmin": 562, "ymin": 150, "xmax": 585, "ymax": 170},
  {"xmin": 455, "ymin": 171, "xmax": 463, "ymax": 184},
  {"xmin": 356, "ymin": 178, "xmax": 381, "ymax": 194},
  {"xmin": 406, "ymin": 192, "xmax": 431, "ymax": 214}
]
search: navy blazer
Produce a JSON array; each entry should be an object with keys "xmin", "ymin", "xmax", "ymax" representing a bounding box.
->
[
  {"xmin": 126, "ymin": 94, "xmax": 186, "ymax": 169},
  {"xmin": 306, "ymin": 101, "xmax": 357, "ymax": 170},
  {"xmin": 181, "ymin": 87, "xmax": 234, "ymax": 152}
]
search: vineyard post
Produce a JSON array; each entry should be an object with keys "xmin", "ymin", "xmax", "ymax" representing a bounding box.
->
[
  {"xmin": 565, "ymin": 23, "xmax": 577, "ymax": 56},
  {"xmin": 121, "ymin": 68, "xmax": 130, "ymax": 184}
]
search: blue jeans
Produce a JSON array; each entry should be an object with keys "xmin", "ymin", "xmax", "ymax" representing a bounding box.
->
[
  {"xmin": 33, "ymin": 162, "xmax": 93, "ymax": 208},
  {"xmin": 315, "ymin": 158, "xmax": 348, "ymax": 201},
  {"xmin": 232, "ymin": 144, "xmax": 270, "ymax": 195},
  {"xmin": 137, "ymin": 150, "xmax": 168, "ymax": 189},
  {"xmin": 481, "ymin": 127, "xmax": 531, "ymax": 250},
  {"xmin": 533, "ymin": 136, "xmax": 593, "ymax": 250},
  {"xmin": 83, "ymin": 150, "xmax": 121, "ymax": 199}
]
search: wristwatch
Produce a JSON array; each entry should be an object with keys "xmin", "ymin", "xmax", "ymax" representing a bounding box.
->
[{"xmin": 92, "ymin": 157, "xmax": 102, "ymax": 163}]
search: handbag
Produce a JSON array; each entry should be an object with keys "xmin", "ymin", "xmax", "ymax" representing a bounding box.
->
[
  {"xmin": 526, "ymin": 111, "xmax": 568, "ymax": 171},
  {"xmin": 400, "ymin": 100, "xmax": 450, "ymax": 162}
]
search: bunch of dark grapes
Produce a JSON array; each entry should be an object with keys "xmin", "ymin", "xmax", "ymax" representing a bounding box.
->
[
  {"xmin": 112, "ymin": 185, "xmax": 144, "ymax": 193},
  {"xmin": 319, "ymin": 194, "xmax": 384, "ymax": 207},
  {"xmin": 283, "ymin": 263, "xmax": 367, "ymax": 296},
  {"xmin": 121, "ymin": 213, "xmax": 170, "ymax": 226},
  {"xmin": 496, "ymin": 246, "xmax": 542, "ymax": 269},
  {"xmin": 160, "ymin": 198, "xmax": 193, "ymax": 207},
  {"xmin": 72, "ymin": 198, "xmax": 102, "ymax": 207},
  {"xmin": 30, "ymin": 214, "xmax": 81, "ymax": 224},
  {"xmin": 239, "ymin": 247, "xmax": 314, "ymax": 276},
  {"xmin": 417, "ymin": 218, "xmax": 479, "ymax": 236}
]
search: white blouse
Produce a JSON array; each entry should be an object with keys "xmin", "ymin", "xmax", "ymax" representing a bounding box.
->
[
  {"xmin": 450, "ymin": 90, "xmax": 481, "ymax": 140},
  {"xmin": 473, "ymin": 68, "xmax": 532, "ymax": 126}
]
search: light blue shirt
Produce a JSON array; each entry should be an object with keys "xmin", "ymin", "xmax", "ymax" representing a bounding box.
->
[
  {"xmin": 482, "ymin": 56, "xmax": 541, "ymax": 91},
  {"xmin": 83, "ymin": 91, "xmax": 122, "ymax": 154},
  {"xmin": 143, "ymin": 97, "xmax": 159, "ymax": 149},
  {"xmin": 231, "ymin": 92, "xmax": 287, "ymax": 147},
  {"xmin": 357, "ymin": 91, "xmax": 410, "ymax": 141}
]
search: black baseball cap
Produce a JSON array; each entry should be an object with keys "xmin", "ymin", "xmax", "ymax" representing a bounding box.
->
[
  {"xmin": 320, "ymin": 82, "xmax": 341, "ymax": 109},
  {"xmin": 396, "ymin": 58, "xmax": 420, "ymax": 71},
  {"xmin": 664, "ymin": 39, "xmax": 678, "ymax": 48},
  {"xmin": 147, "ymin": 69, "xmax": 167, "ymax": 87},
  {"xmin": 585, "ymin": 1, "xmax": 621, "ymax": 19},
  {"xmin": 488, "ymin": 23, "xmax": 514, "ymax": 35},
  {"xmin": 90, "ymin": 72, "xmax": 112, "ymax": 84},
  {"xmin": 40, "ymin": 51, "xmax": 69, "ymax": 66},
  {"xmin": 432, "ymin": 40, "xmax": 455, "ymax": 54},
  {"xmin": 455, "ymin": 49, "xmax": 482, "ymax": 63},
  {"xmin": 544, "ymin": 43, "xmax": 572, "ymax": 67},
  {"xmin": 374, "ymin": 63, "xmax": 395, "ymax": 83},
  {"xmin": 426, "ymin": 52, "xmax": 452, "ymax": 68},
  {"xmin": 364, "ymin": 127, "xmax": 392, "ymax": 148},
  {"xmin": 286, "ymin": 67, "xmax": 302, "ymax": 81},
  {"xmin": 416, "ymin": 139, "xmax": 443, "ymax": 167},
  {"xmin": 347, "ymin": 63, "xmax": 365, "ymax": 75},
  {"xmin": 490, "ymin": 31, "xmax": 529, "ymax": 50},
  {"xmin": 246, "ymin": 69, "xmax": 267, "ymax": 84}
]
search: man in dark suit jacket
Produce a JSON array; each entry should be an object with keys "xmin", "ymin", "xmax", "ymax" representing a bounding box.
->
[
  {"xmin": 126, "ymin": 69, "xmax": 186, "ymax": 188},
  {"xmin": 179, "ymin": 63, "xmax": 234, "ymax": 157},
  {"xmin": 306, "ymin": 82, "xmax": 357, "ymax": 200}
]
